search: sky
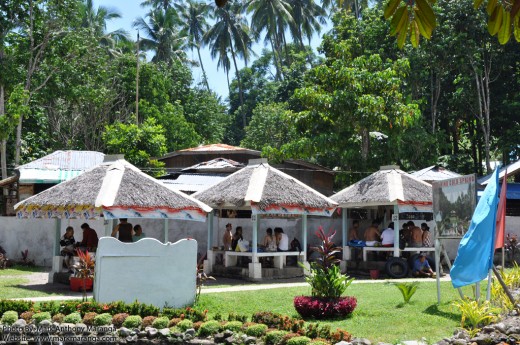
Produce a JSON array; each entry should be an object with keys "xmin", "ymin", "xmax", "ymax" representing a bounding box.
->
[{"xmin": 94, "ymin": 0, "xmax": 330, "ymax": 101}]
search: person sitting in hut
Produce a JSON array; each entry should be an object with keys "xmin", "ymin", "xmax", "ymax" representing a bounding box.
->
[
  {"xmin": 76, "ymin": 223, "xmax": 99, "ymax": 252},
  {"xmin": 412, "ymin": 254, "xmax": 435, "ymax": 278},
  {"xmin": 421, "ymin": 223, "xmax": 432, "ymax": 247},
  {"xmin": 409, "ymin": 221, "xmax": 423, "ymax": 247},
  {"xmin": 111, "ymin": 218, "xmax": 134, "ymax": 243},
  {"xmin": 275, "ymin": 227, "xmax": 289, "ymax": 251},
  {"xmin": 363, "ymin": 220, "xmax": 381, "ymax": 246},
  {"xmin": 132, "ymin": 224, "xmax": 146, "ymax": 242},
  {"xmin": 380, "ymin": 222, "xmax": 395, "ymax": 247},
  {"xmin": 223, "ymin": 223, "xmax": 233, "ymax": 250},
  {"xmin": 262, "ymin": 228, "xmax": 275, "ymax": 251},
  {"xmin": 60, "ymin": 226, "xmax": 76, "ymax": 272},
  {"xmin": 231, "ymin": 226, "xmax": 243, "ymax": 251}
]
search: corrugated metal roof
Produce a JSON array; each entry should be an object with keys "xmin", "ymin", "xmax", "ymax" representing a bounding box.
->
[
  {"xmin": 18, "ymin": 151, "xmax": 104, "ymax": 184},
  {"xmin": 18, "ymin": 150, "xmax": 104, "ymax": 170},
  {"xmin": 161, "ymin": 174, "xmax": 227, "ymax": 193},
  {"xmin": 411, "ymin": 165, "xmax": 462, "ymax": 182},
  {"xmin": 478, "ymin": 159, "xmax": 520, "ymax": 185},
  {"xmin": 182, "ymin": 158, "xmax": 244, "ymax": 171},
  {"xmin": 179, "ymin": 144, "xmax": 256, "ymax": 152}
]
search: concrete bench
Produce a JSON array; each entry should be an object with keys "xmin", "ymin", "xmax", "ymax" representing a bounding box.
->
[
  {"xmin": 362, "ymin": 247, "xmax": 435, "ymax": 261},
  {"xmin": 225, "ymin": 251, "xmax": 305, "ymax": 269}
]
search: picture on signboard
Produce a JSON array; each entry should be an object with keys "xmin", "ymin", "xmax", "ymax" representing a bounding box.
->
[{"xmin": 432, "ymin": 174, "xmax": 477, "ymax": 238}]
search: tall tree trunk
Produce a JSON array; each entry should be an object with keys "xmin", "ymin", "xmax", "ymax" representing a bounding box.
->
[
  {"xmin": 430, "ymin": 70, "xmax": 441, "ymax": 133},
  {"xmin": 0, "ymin": 83, "xmax": 7, "ymax": 197},
  {"xmin": 270, "ymin": 38, "xmax": 282, "ymax": 81},
  {"xmin": 361, "ymin": 127, "xmax": 370, "ymax": 162},
  {"xmin": 196, "ymin": 46, "xmax": 210, "ymax": 91},
  {"xmin": 471, "ymin": 61, "xmax": 492, "ymax": 174},
  {"xmin": 229, "ymin": 44, "xmax": 245, "ymax": 127}
]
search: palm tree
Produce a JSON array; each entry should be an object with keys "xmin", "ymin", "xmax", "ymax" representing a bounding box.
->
[
  {"xmin": 175, "ymin": 0, "xmax": 211, "ymax": 91},
  {"xmin": 140, "ymin": 0, "xmax": 175, "ymax": 11},
  {"xmin": 204, "ymin": 0, "xmax": 253, "ymax": 126},
  {"xmin": 288, "ymin": 0, "xmax": 326, "ymax": 47},
  {"xmin": 247, "ymin": 0, "xmax": 294, "ymax": 80},
  {"xmin": 133, "ymin": 8, "xmax": 190, "ymax": 65},
  {"xmin": 321, "ymin": 0, "xmax": 367, "ymax": 17}
]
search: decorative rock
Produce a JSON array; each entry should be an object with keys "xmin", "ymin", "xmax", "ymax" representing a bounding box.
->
[
  {"xmin": 126, "ymin": 334, "xmax": 138, "ymax": 343},
  {"xmin": 24, "ymin": 324, "xmax": 38, "ymax": 336},
  {"xmin": 38, "ymin": 320, "xmax": 52, "ymax": 327},
  {"xmin": 59, "ymin": 323, "xmax": 76, "ymax": 335},
  {"xmin": 12, "ymin": 319, "xmax": 26, "ymax": 328},
  {"xmin": 186, "ymin": 328, "xmax": 196, "ymax": 337},
  {"xmin": 75, "ymin": 323, "xmax": 89, "ymax": 335},
  {"xmin": 335, "ymin": 341, "xmax": 352, "ymax": 345},
  {"xmin": 189, "ymin": 339, "xmax": 215, "ymax": 345},
  {"xmin": 245, "ymin": 336, "xmax": 256, "ymax": 344},
  {"xmin": 184, "ymin": 332, "xmax": 195, "ymax": 341},
  {"xmin": 138, "ymin": 331, "xmax": 148, "ymax": 338},
  {"xmin": 507, "ymin": 326, "xmax": 520, "ymax": 335},
  {"xmin": 470, "ymin": 333, "xmax": 492, "ymax": 345},
  {"xmin": 224, "ymin": 335, "xmax": 235, "ymax": 345},
  {"xmin": 351, "ymin": 338, "xmax": 371, "ymax": 345},
  {"xmin": 481, "ymin": 326, "xmax": 495, "ymax": 333},
  {"xmin": 452, "ymin": 339, "xmax": 469, "ymax": 345},
  {"xmin": 159, "ymin": 328, "xmax": 171, "ymax": 338},
  {"xmin": 435, "ymin": 340, "xmax": 450, "ymax": 345},
  {"xmin": 376, "ymin": 343, "xmax": 393, "ymax": 345},
  {"xmin": 214, "ymin": 333, "xmax": 226, "ymax": 343},
  {"xmin": 147, "ymin": 327, "xmax": 158, "ymax": 338},
  {"xmin": 119, "ymin": 327, "xmax": 132, "ymax": 337},
  {"xmin": 223, "ymin": 330, "xmax": 234, "ymax": 338}
]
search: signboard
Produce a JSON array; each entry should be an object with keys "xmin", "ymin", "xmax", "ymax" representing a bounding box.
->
[{"xmin": 432, "ymin": 174, "xmax": 477, "ymax": 239}]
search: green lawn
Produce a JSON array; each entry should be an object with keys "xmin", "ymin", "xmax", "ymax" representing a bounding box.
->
[
  {"xmin": 197, "ymin": 281, "xmax": 479, "ymax": 344},
  {"xmin": 0, "ymin": 266, "xmax": 59, "ymax": 299},
  {"xmin": 0, "ymin": 265, "xmax": 45, "ymax": 276}
]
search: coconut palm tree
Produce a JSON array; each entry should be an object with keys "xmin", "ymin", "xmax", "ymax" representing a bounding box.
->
[
  {"xmin": 247, "ymin": 0, "xmax": 294, "ymax": 80},
  {"xmin": 140, "ymin": 0, "xmax": 175, "ymax": 11},
  {"xmin": 175, "ymin": 0, "xmax": 211, "ymax": 90},
  {"xmin": 204, "ymin": 0, "xmax": 252, "ymax": 126},
  {"xmin": 133, "ymin": 8, "xmax": 190, "ymax": 65},
  {"xmin": 288, "ymin": 0, "xmax": 326, "ymax": 47}
]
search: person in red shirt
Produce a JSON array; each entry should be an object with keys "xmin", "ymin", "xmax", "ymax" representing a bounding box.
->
[{"xmin": 76, "ymin": 223, "xmax": 99, "ymax": 252}]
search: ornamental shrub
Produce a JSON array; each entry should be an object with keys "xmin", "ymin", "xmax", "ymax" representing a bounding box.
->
[
  {"xmin": 329, "ymin": 329, "xmax": 351, "ymax": 342},
  {"xmin": 309, "ymin": 338, "xmax": 330, "ymax": 345},
  {"xmin": 251, "ymin": 311, "xmax": 283, "ymax": 328},
  {"xmin": 265, "ymin": 330, "xmax": 289, "ymax": 345},
  {"xmin": 32, "ymin": 312, "xmax": 51, "ymax": 324},
  {"xmin": 293, "ymin": 296, "xmax": 357, "ymax": 319},
  {"xmin": 1, "ymin": 311, "xmax": 18, "ymax": 325},
  {"xmin": 246, "ymin": 323, "xmax": 268, "ymax": 337},
  {"xmin": 223, "ymin": 321, "xmax": 243, "ymax": 332},
  {"xmin": 94, "ymin": 313, "xmax": 113, "ymax": 326},
  {"xmin": 228, "ymin": 311, "xmax": 248, "ymax": 322},
  {"xmin": 82, "ymin": 312, "xmax": 98, "ymax": 326},
  {"xmin": 161, "ymin": 307, "xmax": 207, "ymax": 322},
  {"xmin": 142, "ymin": 316, "xmax": 157, "ymax": 327},
  {"xmin": 152, "ymin": 316, "xmax": 170, "ymax": 329},
  {"xmin": 177, "ymin": 319, "xmax": 194, "ymax": 331},
  {"xmin": 0, "ymin": 300, "xmax": 34, "ymax": 315},
  {"xmin": 20, "ymin": 311, "xmax": 34, "ymax": 323},
  {"xmin": 63, "ymin": 312, "xmax": 82, "ymax": 324},
  {"xmin": 123, "ymin": 315, "xmax": 142, "ymax": 329},
  {"xmin": 281, "ymin": 332, "xmax": 301, "ymax": 345},
  {"xmin": 169, "ymin": 317, "xmax": 182, "ymax": 327},
  {"xmin": 52, "ymin": 313, "xmax": 65, "ymax": 323},
  {"xmin": 112, "ymin": 313, "xmax": 129, "ymax": 328},
  {"xmin": 198, "ymin": 320, "xmax": 221, "ymax": 336},
  {"xmin": 39, "ymin": 301, "xmax": 60, "ymax": 316},
  {"xmin": 287, "ymin": 336, "xmax": 312, "ymax": 345},
  {"xmin": 193, "ymin": 321, "xmax": 203, "ymax": 330}
]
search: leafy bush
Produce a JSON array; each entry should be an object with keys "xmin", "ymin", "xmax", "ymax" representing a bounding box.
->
[
  {"xmin": 63, "ymin": 312, "xmax": 82, "ymax": 324},
  {"xmin": 82, "ymin": 312, "xmax": 98, "ymax": 326},
  {"xmin": 142, "ymin": 316, "xmax": 157, "ymax": 327},
  {"xmin": 20, "ymin": 311, "xmax": 34, "ymax": 323},
  {"xmin": 122, "ymin": 315, "xmax": 142, "ymax": 329},
  {"xmin": 169, "ymin": 317, "xmax": 182, "ymax": 327},
  {"xmin": 177, "ymin": 319, "xmax": 194, "ymax": 331},
  {"xmin": 452, "ymin": 298, "xmax": 501, "ymax": 332},
  {"xmin": 309, "ymin": 339, "xmax": 330, "ymax": 345},
  {"xmin": 161, "ymin": 307, "xmax": 207, "ymax": 322},
  {"xmin": 32, "ymin": 312, "xmax": 51, "ymax": 324},
  {"xmin": 304, "ymin": 324, "xmax": 331, "ymax": 339},
  {"xmin": 303, "ymin": 228, "xmax": 354, "ymax": 298},
  {"xmin": 251, "ymin": 311, "xmax": 284, "ymax": 328},
  {"xmin": 293, "ymin": 296, "xmax": 357, "ymax": 319},
  {"xmin": 112, "ymin": 313, "xmax": 129, "ymax": 328},
  {"xmin": 329, "ymin": 329, "xmax": 351, "ymax": 342},
  {"xmin": 265, "ymin": 330, "xmax": 289, "ymax": 345},
  {"xmin": 0, "ymin": 300, "xmax": 34, "ymax": 315},
  {"xmin": 394, "ymin": 282, "xmax": 419, "ymax": 303},
  {"xmin": 52, "ymin": 313, "xmax": 65, "ymax": 323},
  {"xmin": 152, "ymin": 316, "xmax": 170, "ymax": 329},
  {"xmin": 228, "ymin": 311, "xmax": 248, "ymax": 322},
  {"xmin": 93, "ymin": 313, "xmax": 113, "ymax": 326},
  {"xmin": 281, "ymin": 332, "xmax": 301, "ymax": 345},
  {"xmin": 39, "ymin": 301, "xmax": 61, "ymax": 316},
  {"xmin": 1, "ymin": 311, "xmax": 18, "ymax": 325},
  {"xmin": 246, "ymin": 323, "xmax": 268, "ymax": 337},
  {"xmin": 198, "ymin": 320, "xmax": 221, "ymax": 336},
  {"xmin": 287, "ymin": 336, "xmax": 312, "ymax": 345},
  {"xmin": 223, "ymin": 321, "xmax": 243, "ymax": 332}
]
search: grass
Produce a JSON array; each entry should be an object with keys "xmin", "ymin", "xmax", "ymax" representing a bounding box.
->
[
  {"xmin": 0, "ymin": 266, "xmax": 59, "ymax": 299},
  {"xmin": 0, "ymin": 265, "xmax": 45, "ymax": 276},
  {"xmin": 196, "ymin": 281, "xmax": 481, "ymax": 344}
]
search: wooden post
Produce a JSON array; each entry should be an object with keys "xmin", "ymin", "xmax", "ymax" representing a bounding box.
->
[
  {"xmin": 207, "ymin": 212, "xmax": 214, "ymax": 251},
  {"xmin": 301, "ymin": 214, "xmax": 307, "ymax": 261}
]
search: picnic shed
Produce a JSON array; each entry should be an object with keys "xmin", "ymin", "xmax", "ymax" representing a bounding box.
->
[{"xmin": 193, "ymin": 158, "xmax": 337, "ymax": 280}]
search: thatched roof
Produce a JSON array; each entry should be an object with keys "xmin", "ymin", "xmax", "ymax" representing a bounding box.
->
[
  {"xmin": 331, "ymin": 165, "xmax": 432, "ymax": 208},
  {"xmin": 192, "ymin": 159, "xmax": 337, "ymax": 216},
  {"xmin": 15, "ymin": 157, "xmax": 212, "ymax": 220}
]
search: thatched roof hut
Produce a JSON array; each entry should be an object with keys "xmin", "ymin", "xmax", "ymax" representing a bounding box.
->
[
  {"xmin": 15, "ymin": 156, "xmax": 212, "ymax": 221},
  {"xmin": 331, "ymin": 165, "xmax": 432, "ymax": 208},
  {"xmin": 193, "ymin": 159, "xmax": 337, "ymax": 216}
]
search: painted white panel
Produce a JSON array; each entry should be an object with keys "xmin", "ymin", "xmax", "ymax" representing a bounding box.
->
[{"xmin": 93, "ymin": 237, "xmax": 196, "ymax": 308}]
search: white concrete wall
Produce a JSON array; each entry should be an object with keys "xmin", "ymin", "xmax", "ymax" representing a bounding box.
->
[{"xmin": 93, "ymin": 237, "xmax": 196, "ymax": 308}]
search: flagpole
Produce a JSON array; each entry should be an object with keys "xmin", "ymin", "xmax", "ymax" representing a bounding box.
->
[{"xmin": 486, "ymin": 269, "xmax": 492, "ymax": 301}]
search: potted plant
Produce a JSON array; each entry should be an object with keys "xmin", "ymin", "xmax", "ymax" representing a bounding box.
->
[
  {"xmin": 294, "ymin": 227, "xmax": 357, "ymax": 319},
  {"xmin": 70, "ymin": 249, "xmax": 95, "ymax": 299}
]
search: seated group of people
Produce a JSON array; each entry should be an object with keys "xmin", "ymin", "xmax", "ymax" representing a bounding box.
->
[
  {"xmin": 350, "ymin": 219, "xmax": 432, "ymax": 248},
  {"xmin": 222, "ymin": 224, "xmax": 299, "ymax": 253}
]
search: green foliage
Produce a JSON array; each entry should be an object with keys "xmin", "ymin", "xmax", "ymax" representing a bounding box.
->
[
  {"xmin": 452, "ymin": 298, "xmax": 501, "ymax": 331},
  {"xmin": 112, "ymin": 313, "xmax": 129, "ymax": 328},
  {"xmin": 197, "ymin": 320, "xmax": 221, "ymax": 336},
  {"xmin": 1, "ymin": 311, "xmax": 18, "ymax": 325},
  {"xmin": 265, "ymin": 330, "xmax": 290, "ymax": 345},
  {"xmin": 152, "ymin": 316, "xmax": 170, "ymax": 329},
  {"xmin": 32, "ymin": 312, "xmax": 51, "ymax": 324},
  {"xmin": 122, "ymin": 315, "xmax": 142, "ymax": 329},
  {"xmin": 0, "ymin": 300, "xmax": 34, "ymax": 316},
  {"xmin": 227, "ymin": 311, "xmax": 248, "ymax": 322},
  {"xmin": 176, "ymin": 319, "xmax": 194, "ymax": 331},
  {"xmin": 142, "ymin": 316, "xmax": 157, "ymax": 327},
  {"xmin": 394, "ymin": 282, "xmax": 419, "ymax": 303},
  {"xmin": 52, "ymin": 313, "xmax": 65, "ymax": 323},
  {"xmin": 82, "ymin": 312, "xmax": 97, "ymax": 326},
  {"xmin": 246, "ymin": 323, "xmax": 268, "ymax": 337},
  {"xmin": 303, "ymin": 227, "xmax": 354, "ymax": 298},
  {"xmin": 223, "ymin": 320, "xmax": 243, "ymax": 332},
  {"xmin": 20, "ymin": 311, "xmax": 34, "ymax": 323},
  {"xmin": 93, "ymin": 313, "xmax": 113, "ymax": 326},
  {"xmin": 161, "ymin": 307, "xmax": 207, "ymax": 322},
  {"xmin": 63, "ymin": 312, "xmax": 82, "ymax": 324},
  {"xmin": 287, "ymin": 336, "xmax": 312, "ymax": 345},
  {"xmin": 1, "ymin": 84, "xmax": 28, "ymax": 140},
  {"xmin": 492, "ymin": 265, "xmax": 520, "ymax": 310}
]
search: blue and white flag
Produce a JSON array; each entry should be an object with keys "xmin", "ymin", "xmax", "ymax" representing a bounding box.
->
[{"xmin": 450, "ymin": 168, "xmax": 500, "ymax": 288}]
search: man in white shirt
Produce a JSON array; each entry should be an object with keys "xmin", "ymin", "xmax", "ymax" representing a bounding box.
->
[
  {"xmin": 381, "ymin": 222, "xmax": 395, "ymax": 247},
  {"xmin": 274, "ymin": 227, "xmax": 289, "ymax": 251}
]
